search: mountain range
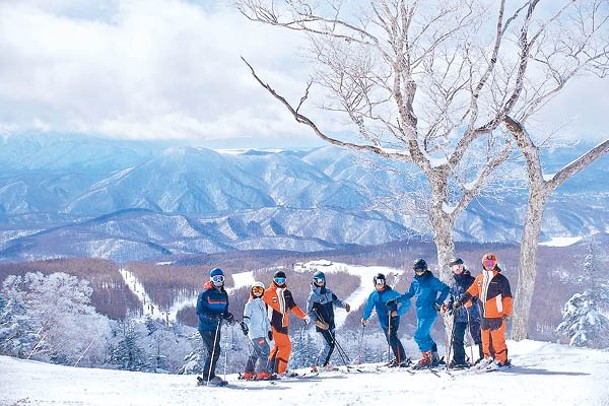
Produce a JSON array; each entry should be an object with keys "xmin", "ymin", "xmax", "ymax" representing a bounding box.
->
[{"xmin": 0, "ymin": 133, "xmax": 607, "ymax": 262}]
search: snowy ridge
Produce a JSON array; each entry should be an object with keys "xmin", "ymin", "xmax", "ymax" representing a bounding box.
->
[
  {"xmin": 1, "ymin": 139, "xmax": 608, "ymax": 263},
  {"xmin": 1, "ymin": 340, "xmax": 608, "ymax": 405}
]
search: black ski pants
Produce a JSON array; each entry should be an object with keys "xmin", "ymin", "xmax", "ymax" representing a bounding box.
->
[
  {"xmin": 452, "ymin": 320, "xmax": 482, "ymax": 363},
  {"xmin": 384, "ymin": 316, "xmax": 406, "ymax": 364},
  {"xmin": 199, "ymin": 327, "xmax": 222, "ymax": 380}
]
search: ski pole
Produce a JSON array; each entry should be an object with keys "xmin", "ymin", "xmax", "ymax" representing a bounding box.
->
[
  {"xmin": 446, "ymin": 311, "xmax": 457, "ymax": 371},
  {"xmin": 206, "ymin": 317, "xmax": 223, "ymax": 386},
  {"xmin": 327, "ymin": 326, "xmax": 350, "ymax": 367},
  {"xmin": 465, "ymin": 307, "xmax": 475, "ymax": 364},
  {"xmin": 387, "ymin": 309, "xmax": 392, "ymax": 364},
  {"xmin": 314, "ymin": 310, "xmax": 351, "ymax": 366}
]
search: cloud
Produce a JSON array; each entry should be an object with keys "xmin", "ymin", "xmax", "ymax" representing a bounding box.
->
[
  {"xmin": 0, "ymin": 0, "xmax": 323, "ymax": 147},
  {"xmin": 0, "ymin": 0, "xmax": 607, "ymax": 148}
]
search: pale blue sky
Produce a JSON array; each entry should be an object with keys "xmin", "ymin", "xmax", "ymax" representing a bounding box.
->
[{"xmin": 0, "ymin": 0, "xmax": 607, "ymax": 148}]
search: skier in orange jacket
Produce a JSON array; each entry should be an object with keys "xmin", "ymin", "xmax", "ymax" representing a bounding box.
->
[
  {"xmin": 454, "ymin": 253, "xmax": 512, "ymax": 370},
  {"xmin": 262, "ymin": 270, "xmax": 310, "ymax": 376}
]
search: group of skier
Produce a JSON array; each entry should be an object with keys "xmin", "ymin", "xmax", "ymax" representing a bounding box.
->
[{"xmin": 195, "ymin": 252, "xmax": 512, "ymax": 386}]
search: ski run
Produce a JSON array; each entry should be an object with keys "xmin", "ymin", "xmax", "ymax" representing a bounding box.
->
[{"xmin": 2, "ymin": 339, "xmax": 609, "ymax": 405}]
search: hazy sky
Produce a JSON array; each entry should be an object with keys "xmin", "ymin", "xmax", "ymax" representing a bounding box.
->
[{"xmin": 1, "ymin": 0, "xmax": 607, "ymax": 148}]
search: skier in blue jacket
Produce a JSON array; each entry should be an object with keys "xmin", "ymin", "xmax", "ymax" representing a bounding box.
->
[
  {"xmin": 306, "ymin": 270, "xmax": 351, "ymax": 372},
  {"xmin": 196, "ymin": 268, "xmax": 234, "ymax": 386},
  {"xmin": 399, "ymin": 259, "xmax": 449, "ymax": 369},
  {"xmin": 441, "ymin": 258, "xmax": 483, "ymax": 367},
  {"xmin": 361, "ymin": 273, "xmax": 410, "ymax": 367}
]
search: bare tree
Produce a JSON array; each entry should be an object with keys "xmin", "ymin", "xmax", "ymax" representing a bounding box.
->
[
  {"xmin": 236, "ymin": 1, "xmax": 609, "ymax": 336},
  {"xmin": 496, "ymin": 0, "xmax": 609, "ymax": 339},
  {"xmin": 504, "ymin": 117, "xmax": 609, "ymax": 339}
]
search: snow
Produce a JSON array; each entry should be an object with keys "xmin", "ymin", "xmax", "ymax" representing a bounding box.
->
[
  {"xmin": 539, "ymin": 236, "xmax": 582, "ymax": 247},
  {"xmin": 228, "ymin": 271, "xmax": 256, "ymax": 293},
  {"xmin": 1, "ymin": 340, "xmax": 609, "ymax": 405}
]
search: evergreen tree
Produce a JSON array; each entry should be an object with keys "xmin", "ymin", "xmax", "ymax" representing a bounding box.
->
[
  {"xmin": 109, "ymin": 317, "xmax": 149, "ymax": 371},
  {"xmin": 556, "ymin": 244, "xmax": 609, "ymax": 349},
  {"xmin": 556, "ymin": 291, "xmax": 609, "ymax": 348},
  {"xmin": 179, "ymin": 332, "xmax": 206, "ymax": 375},
  {"xmin": 0, "ymin": 275, "xmax": 40, "ymax": 358}
]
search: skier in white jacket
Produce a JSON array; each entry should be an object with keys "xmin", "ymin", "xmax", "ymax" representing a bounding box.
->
[{"xmin": 240, "ymin": 281, "xmax": 273, "ymax": 380}]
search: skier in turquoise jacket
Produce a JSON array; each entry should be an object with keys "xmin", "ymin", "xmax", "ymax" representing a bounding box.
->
[
  {"xmin": 398, "ymin": 259, "xmax": 449, "ymax": 369},
  {"xmin": 361, "ymin": 273, "xmax": 410, "ymax": 367}
]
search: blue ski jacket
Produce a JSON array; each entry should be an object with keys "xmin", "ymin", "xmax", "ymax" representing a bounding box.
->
[
  {"xmin": 362, "ymin": 286, "xmax": 407, "ymax": 330},
  {"xmin": 196, "ymin": 281, "xmax": 229, "ymax": 331},
  {"xmin": 400, "ymin": 271, "xmax": 449, "ymax": 319}
]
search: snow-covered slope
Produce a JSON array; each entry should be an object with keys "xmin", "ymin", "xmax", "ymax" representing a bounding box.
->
[{"xmin": 1, "ymin": 340, "xmax": 608, "ymax": 406}]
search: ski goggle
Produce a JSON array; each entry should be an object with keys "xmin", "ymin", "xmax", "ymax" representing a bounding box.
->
[
  {"xmin": 211, "ymin": 274, "xmax": 224, "ymax": 283},
  {"xmin": 483, "ymin": 259, "xmax": 497, "ymax": 269},
  {"xmin": 313, "ymin": 277, "xmax": 325, "ymax": 284},
  {"xmin": 274, "ymin": 277, "xmax": 286, "ymax": 284},
  {"xmin": 375, "ymin": 279, "xmax": 386, "ymax": 286},
  {"xmin": 252, "ymin": 286, "xmax": 264, "ymax": 295}
]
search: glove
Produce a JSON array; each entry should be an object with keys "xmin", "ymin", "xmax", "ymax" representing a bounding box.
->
[
  {"xmin": 303, "ymin": 315, "xmax": 311, "ymax": 324},
  {"xmin": 239, "ymin": 321, "xmax": 249, "ymax": 336},
  {"xmin": 361, "ymin": 318, "xmax": 368, "ymax": 327},
  {"xmin": 433, "ymin": 302, "xmax": 441, "ymax": 312},
  {"xmin": 344, "ymin": 303, "xmax": 351, "ymax": 313},
  {"xmin": 453, "ymin": 301, "xmax": 462, "ymax": 310},
  {"xmin": 315, "ymin": 319, "xmax": 330, "ymax": 330},
  {"xmin": 267, "ymin": 330, "xmax": 273, "ymax": 341},
  {"xmin": 386, "ymin": 298, "xmax": 398, "ymax": 308},
  {"xmin": 224, "ymin": 312, "xmax": 235, "ymax": 324}
]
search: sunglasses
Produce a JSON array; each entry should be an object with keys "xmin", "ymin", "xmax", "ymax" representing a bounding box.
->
[
  {"xmin": 274, "ymin": 277, "xmax": 286, "ymax": 284},
  {"xmin": 211, "ymin": 275, "xmax": 224, "ymax": 283},
  {"xmin": 313, "ymin": 277, "xmax": 325, "ymax": 284},
  {"xmin": 483, "ymin": 259, "xmax": 497, "ymax": 269}
]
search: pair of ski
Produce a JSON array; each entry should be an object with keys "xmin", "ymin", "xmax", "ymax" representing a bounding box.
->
[{"xmin": 197, "ymin": 371, "xmax": 319, "ymax": 388}]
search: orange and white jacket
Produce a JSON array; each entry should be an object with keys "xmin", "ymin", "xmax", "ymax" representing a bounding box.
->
[
  {"xmin": 263, "ymin": 282, "xmax": 307, "ymax": 334},
  {"xmin": 463, "ymin": 267, "xmax": 512, "ymax": 319}
]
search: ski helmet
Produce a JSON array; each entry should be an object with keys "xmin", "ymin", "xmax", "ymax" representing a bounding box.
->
[
  {"xmin": 209, "ymin": 268, "xmax": 224, "ymax": 286},
  {"xmin": 313, "ymin": 270, "xmax": 326, "ymax": 284},
  {"xmin": 209, "ymin": 267, "xmax": 224, "ymax": 277},
  {"xmin": 273, "ymin": 270, "xmax": 287, "ymax": 285},
  {"xmin": 251, "ymin": 281, "xmax": 265, "ymax": 296},
  {"xmin": 449, "ymin": 258, "xmax": 464, "ymax": 267},
  {"xmin": 482, "ymin": 253, "xmax": 498, "ymax": 270},
  {"xmin": 373, "ymin": 273, "xmax": 386, "ymax": 286},
  {"xmin": 413, "ymin": 258, "xmax": 428, "ymax": 272}
]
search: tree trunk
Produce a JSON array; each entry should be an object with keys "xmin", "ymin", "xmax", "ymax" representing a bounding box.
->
[
  {"xmin": 511, "ymin": 189, "xmax": 549, "ymax": 340},
  {"xmin": 431, "ymin": 213, "xmax": 456, "ymax": 285}
]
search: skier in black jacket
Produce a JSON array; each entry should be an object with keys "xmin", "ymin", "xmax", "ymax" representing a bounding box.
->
[{"xmin": 442, "ymin": 258, "xmax": 483, "ymax": 367}]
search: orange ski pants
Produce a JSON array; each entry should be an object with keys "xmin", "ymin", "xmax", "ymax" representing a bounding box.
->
[
  {"xmin": 481, "ymin": 318, "xmax": 508, "ymax": 364},
  {"xmin": 268, "ymin": 327, "xmax": 291, "ymax": 374}
]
